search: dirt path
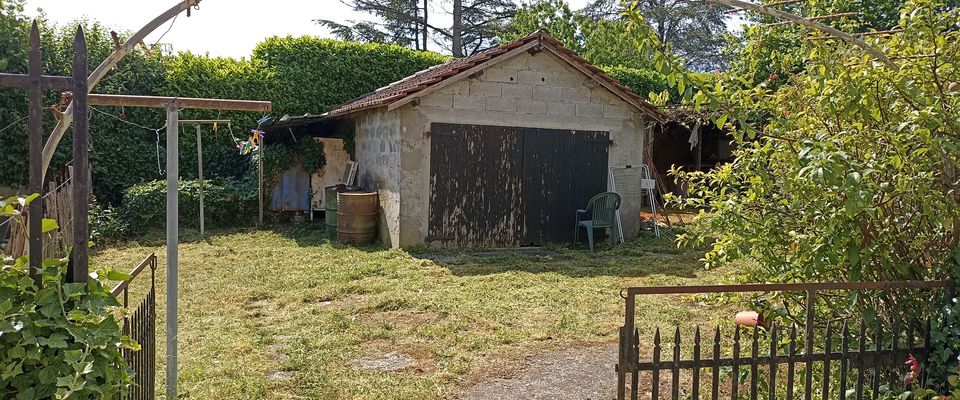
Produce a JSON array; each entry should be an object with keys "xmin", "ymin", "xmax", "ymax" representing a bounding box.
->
[{"xmin": 458, "ymin": 345, "xmax": 617, "ymax": 400}]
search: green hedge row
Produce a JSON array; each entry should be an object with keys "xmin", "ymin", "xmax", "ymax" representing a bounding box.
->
[
  {"xmin": 0, "ymin": 8, "xmax": 448, "ymax": 204},
  {"xmin": 122, "ymin": 178, "xmax": 258, "ymax": 234}
]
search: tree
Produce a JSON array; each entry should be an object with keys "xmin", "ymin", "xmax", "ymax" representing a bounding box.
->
[
  {"xmin": 724, "ymin": 0, "xmax": 960, "ymax": 85},
  {"xmin": 625, "ymin": 0, "xmax": 960, "ymax": 332},
  {"xmin": 320, "ymin": 0, "xmax": 515, "ymax": 57},
  {"xmin": 450, "ymin": 0, "xmax": 517, "ymax": 56},
  {"xmin": 584, "ymin": 0, "xmax": 730, "ymax": 71},
  {"xmin": 503, "ymin": 0, "xmax": 648, "ymax": 69},
  {"xmin": 317, "ymin": 0, "xmax": 434, "ymax": 50},
  {"xmin": 316, "ymin": 19, "xmax": 390, "ymax": 44}
]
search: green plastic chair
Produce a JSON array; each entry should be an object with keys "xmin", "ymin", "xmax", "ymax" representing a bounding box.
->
[{"xmin": 574, "ymin": 192, "xmax": 621, "ymax": 251}]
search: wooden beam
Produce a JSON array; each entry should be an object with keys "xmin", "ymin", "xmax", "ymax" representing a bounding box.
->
[
  {"xmin": 87, "ymin": 94, "xmax": 272, "ymax": 112},
  {"xmin": 385, "ymin": 40, "xmax": 540, "ymax": 112},
  {"xmin": 41, "ymin": 0, "xmax": 203, "ymax": 183},
  {"xmin": 0, "ymin": 73, "xmax": 73, "ymax": 90}
]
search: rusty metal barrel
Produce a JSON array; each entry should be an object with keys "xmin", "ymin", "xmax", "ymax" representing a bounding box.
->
[{"xmin": 337, "ymin": 191, "xmax": 378, "ymax": 245}]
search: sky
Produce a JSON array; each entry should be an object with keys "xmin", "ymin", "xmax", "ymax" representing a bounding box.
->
[{"xmin": 23, "ymin": 0, "xmax": 596, "ymax": 59}]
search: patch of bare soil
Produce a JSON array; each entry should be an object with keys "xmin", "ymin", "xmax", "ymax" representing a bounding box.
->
[
  {"xmin": 457, "ymin": 345, "xmax": 618, "ymax": 400},
  {"xmin": 360, "ymin": 310, "xmax": 440, "ymax": 327},
  {"xmin": 357, "ymin": 340, "xmax": 437, "ymax": 374},
  {"xmin": 350, "ymin": 352, "xmax": 417, "ymax": 372}
]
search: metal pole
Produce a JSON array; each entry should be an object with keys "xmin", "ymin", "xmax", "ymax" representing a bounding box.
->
[
  {"xmin": 258, "ymin": 138, "xmax": 264, "ymax": 225},
  {"xmin": 164, "ymin": 103, "xmax": 179, "ymax": 400},
  {"xmin": 196, "ymin": 124, "xmax": 204, "ymax": 236}
]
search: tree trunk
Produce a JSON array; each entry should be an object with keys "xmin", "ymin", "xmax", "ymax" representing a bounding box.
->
[
  {"xmin": 422, "ymin": 0, "xmax": 429, "ymax": 50},
  {"xmin": 452, "ymin": 0, "xmax": 463, "ymax": 57},
  {"xmin": 412, "ymin": 1, "xmax": 420, "ymax": 50}
]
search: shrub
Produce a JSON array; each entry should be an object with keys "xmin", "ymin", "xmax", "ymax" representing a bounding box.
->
[
  {"xmin": 123, "ymin": 178, "xmax": 256, "ymax": 233},
  {"xmin": 90, "ymin": 198, "xmax": 128, "ymax": 245}
]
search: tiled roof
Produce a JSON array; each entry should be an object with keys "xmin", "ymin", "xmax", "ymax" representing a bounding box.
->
[{"xmin": 324, "ymin": 30, "xmax": 664, "ymax": 121}]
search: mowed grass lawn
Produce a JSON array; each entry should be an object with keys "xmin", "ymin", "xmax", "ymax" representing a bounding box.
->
[{"xmin": 92, "ymin": 227, "xmax": 735, "ymax": 399}]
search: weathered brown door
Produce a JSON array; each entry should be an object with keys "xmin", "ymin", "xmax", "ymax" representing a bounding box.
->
[
  {"xmin": 521, "ymin": 128, "xmax": 609, "ymax": 245},
  {"xmin": 428, "ymin": 123, "xmax": 609, "ymax": 247},
  {"xmin": 428, "ymin": 123, "xmax": 525, "ymax": 247}
]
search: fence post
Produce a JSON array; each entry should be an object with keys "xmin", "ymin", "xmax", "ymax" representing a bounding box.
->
[
  {"xmin": 27, "ymin": 21, "xmax": 42, "ymax": 284},
  {"xmin": 804, "ymin": 289, "xmax": 816, "ymax": 400},
  {"xmin": 618, "ymin": 292, "xmax": 636, "ymax": 400},
  {"xmin": 69, "ymin": 26, "xmax": 89, "ymax": 283}
]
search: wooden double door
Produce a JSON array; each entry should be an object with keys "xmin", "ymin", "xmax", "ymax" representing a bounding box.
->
[{"xmin": 428, "ymin": 123, "xmax": 609, "ymax": 247}]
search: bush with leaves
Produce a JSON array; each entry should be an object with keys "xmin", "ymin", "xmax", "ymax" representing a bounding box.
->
[
  {"xmin": 1, "ymin": 195, "xmax": 136, "ymax": 398},
  {"xmin": 89, "ymin": 199, "xmax": 128, "ymax": 245},
  {"xmin": 621, "ymin": 0, "xmax": 960, "ymax": 321},
  {"xmin": 123, "ymin": 178, "xmax": 257, "ymax": 234}
]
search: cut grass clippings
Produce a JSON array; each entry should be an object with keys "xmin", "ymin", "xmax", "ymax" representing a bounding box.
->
[{"xmin": 92, "ymin": 227, "xmax": 738, "ymax": 399}]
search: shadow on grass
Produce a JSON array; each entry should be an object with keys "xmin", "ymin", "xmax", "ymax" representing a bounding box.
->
[
  {"xmin": 97, "ymin": 225, "xmax": 705, "ymax": 279},
  {"xmin": 108, "ymin": 222, "xmax": 390, "ymax": 253},
  {"xmin": 409, "ymin": 231, "xmax": 706, "ymax": 279}
]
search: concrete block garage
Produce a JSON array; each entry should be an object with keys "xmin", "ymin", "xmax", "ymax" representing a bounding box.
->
[{"xmin": 323, "ymin": 30, "xmax": 666, "ymax": 248}]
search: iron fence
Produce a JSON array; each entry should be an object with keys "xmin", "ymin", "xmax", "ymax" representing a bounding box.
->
[
  {"xmin": 112, "ymin": 253, "xmax": 157, "ymax": 400},
  {"xmin": 616, "ymin": 281, "xmax": 954, "ymax": 400}
]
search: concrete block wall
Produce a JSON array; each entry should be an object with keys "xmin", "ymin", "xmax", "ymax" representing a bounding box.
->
[
  {"xmin": 355, "ymin": 110, "xmax": 402, "ymax": 246},
  {"xmin": 361, "ymin": 49, "xmax": 653, "ymax": 247}
]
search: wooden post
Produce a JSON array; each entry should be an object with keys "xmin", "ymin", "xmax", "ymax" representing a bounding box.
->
[
  {"xmin": 165, "ymin": 103, "xmax": 179, "ymax": 400},
  {"xmin": 27, "ymin": 22, "xmax": 42, "ymax": 283},
  {"xmin": 70, "ymin": 26, "xmax": 89, "ymax": 283},
  {"xmin": 196, "ymin": 124, "xmax": 204, "ymax": 236}
]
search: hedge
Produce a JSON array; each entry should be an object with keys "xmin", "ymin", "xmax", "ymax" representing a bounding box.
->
[
  {"xmin": 123, "ymin": 178, "xmax": 258, "ymax": 234},
  {"xmin": 253, "ymin": 36, "xmax": 449, "ymax": 115},
  {"xmin": 0, "ymin": 9, "xmax": 448, "ymax": 204}
]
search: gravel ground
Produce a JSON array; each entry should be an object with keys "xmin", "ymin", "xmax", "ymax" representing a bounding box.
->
[{"xmin": 458, "ymin": 345, "xmax": 618, "ymax": 400}]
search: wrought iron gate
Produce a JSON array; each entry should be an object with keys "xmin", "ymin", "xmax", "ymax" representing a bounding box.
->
[
  {"xmin": 616, "ymin": 281, "xmax": 953, "ymax": 400},
  {"xmin": 112, "ymin": 253, "xmax": 158, "ymax": 400}
]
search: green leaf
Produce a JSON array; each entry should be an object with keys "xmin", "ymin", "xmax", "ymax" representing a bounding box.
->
[
  {"xmin": 41, "ymin": 218, "xmax": 59, "ymax": 233},
  {"xmin": 20, "ymin": 193, "xmax": 39, "ymax": 207},
  {"xmin": 863, "ymin": 308, "xmax": 876, "ymax": 324},
  {"xmin": 62, "ymin": 283, "xmax": 86, "ymax": 299},
  {"xmin": 37, "ymin": 333, "xmax": 68, "ymax": 349},
  {"xmin": 105, "ymin": 270, "xmax": 132, "ymax": 282},
  {"xmin": 715, "ymin": 114, "xmax": 728, "ymax": 128}
]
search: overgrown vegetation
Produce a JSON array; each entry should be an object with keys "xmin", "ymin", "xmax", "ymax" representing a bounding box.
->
[
  {"xmin": 621, "ymin": 0, "xmax": 960, "ymax": 394},
  {"xmin": 1, "ymin": 195, "xmax": 137, "ymax": 398}
]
